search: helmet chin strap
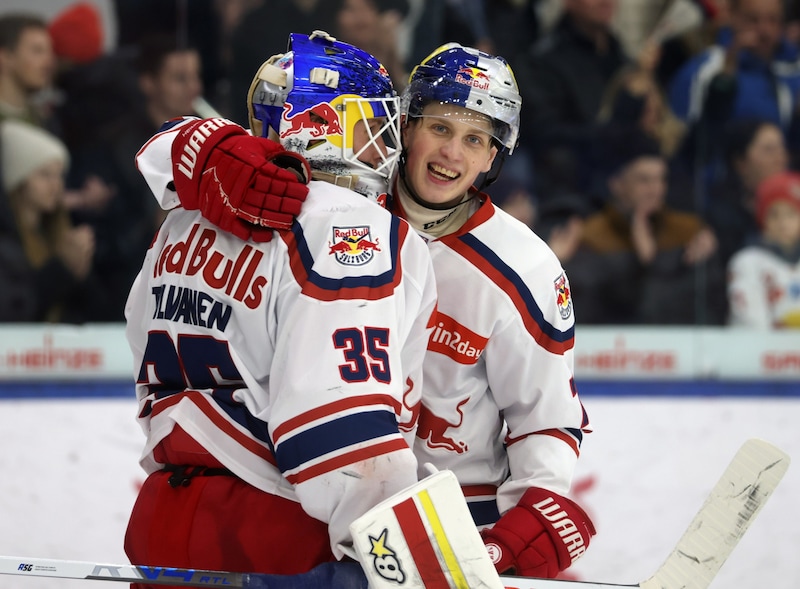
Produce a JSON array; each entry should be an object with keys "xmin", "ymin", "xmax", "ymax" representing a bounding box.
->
[{"xmin": 476, "ymin": 147, "xmax": 507, "ymax": 192}]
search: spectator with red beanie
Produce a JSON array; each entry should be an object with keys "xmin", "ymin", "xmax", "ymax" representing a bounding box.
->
[
  {"xmin": 48, "ymin": 2, "xmax": 104, "ymax": 66},
  {"xmin": 728, "ymin": 170, "xmax": 800, "ymax": 328}
]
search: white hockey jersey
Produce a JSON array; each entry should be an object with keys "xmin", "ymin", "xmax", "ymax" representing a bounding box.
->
[
  {"xmin": 126, "ymin": 119, "xmax": 438, "ymax": 556},
  {"xmin": 728, "ymin": 243, "xmax": 800, "ymax": 328},
  {"xmin": 398, "ymin": 193, "xmax": 590, "ymax": 526}
]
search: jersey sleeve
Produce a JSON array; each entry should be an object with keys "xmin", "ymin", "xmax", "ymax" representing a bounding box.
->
[
  {"xmin": 269, "ymin": 188, "xmax": 437, "ymax": 554},
  {"xmin": 134, "ymin": 116, "xmax": 201, "ymax": 211},
  {"xmin": 483, "ymin": 243, "xmax": 589, "ymax": 513}
]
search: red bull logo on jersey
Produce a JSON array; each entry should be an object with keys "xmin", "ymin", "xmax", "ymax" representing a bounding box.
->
[
  {"xmin": 554, "ymin": 271, "xmax": 573, "ymax": 320},
  {"xmin": 428, "ymin": 312, "xmax": 488, "ymax": 365},
  {"xmin": 328, "ymin": 226, "xmax": 381, "ymax": 266},
  {"xmin": 418, "ymin": 397, "xmax": 469, "ymax": 454},
  {"xmin": 281, "ymin": 102, "xmax": 343, "ymax": 138},
  {"xmin": 456, "ymin": 66, "xmax": 490, "ymax": 90}
]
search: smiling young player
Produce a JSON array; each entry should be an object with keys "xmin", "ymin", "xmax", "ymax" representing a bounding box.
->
[{"xmin": 391, "ymin": 43, "xmax": 595, "ymax": 580}]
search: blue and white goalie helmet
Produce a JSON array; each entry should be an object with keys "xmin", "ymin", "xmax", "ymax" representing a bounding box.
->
[
  {"xmin": 402, "ymin": 43, "xmax": 522, "ymax": 154},
  {"xmin": 248, "ymin": 30, "xmax": 401, "ymax": 202}
]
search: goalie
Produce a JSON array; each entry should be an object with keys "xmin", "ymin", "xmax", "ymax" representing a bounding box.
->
[{"xmin": 125, "ymin": 31, "xmax": 436, "ymax": 587}]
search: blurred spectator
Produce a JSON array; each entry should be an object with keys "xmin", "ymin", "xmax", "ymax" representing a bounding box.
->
[
  {"xmin": 66, "ymin": 33, "xmax": 203, "ymax": 321},
  {"xmin": 46, "ymin": 2, "xmax": 119, "ymax": 221},
  {"xmin": 334, "ymin": 0, "xmax": 409, "ymax": 90},
  {"xmin": 533, "ymin": 193, "xmax": 591, "ymax": 263},
  {"xmin": 563, "ymin": 128, "xmax": 726, "ymax": 324},
  {"xmin": 487, "ymin": 174, "xmax": 539, "ymax": 229},
  {"xmin": 485, "ymin": 0, "xmax": 541, "ymax": 64},
  {"xmin": 226, "ymin": 0, "xmax": 343, "ymax": 126},
  {"xmin": 0, "ymin": 13, "xmax": 55, "ymax": 127},
  {"xmin": 0, "ymin": 119, "xmax": 109, "ymax": 323},
  {"xmin": 406, "ymin": 0, "xmax": 495, "ymax": 70},
  {"xmin": 594, "ymin": 55, "xmax": 693, "ymax": 210},
  {"xmin": 598, "ymin": 61, "xmax": 686, "ymax": 162},
  {"xmin": 513, "ymin": 0, "xmax": 630, "ymax": 200},
  {"xmin": 706, "ymin": 118, "xmax": 789, "ymax": 267},
  {"xmin": 728, "ymin": 170, "xmax": 800, "ymax": 328},
  {"xmin": 48, "ymin": 2, "xmax": 104, "ymax": 67},
  {"xmin": 112, "ymin": 0, "xmax": 223, "ymax": 109},
  {"xmin": 668, "ymin": 0, "xmax": 800, "ymax": 174},
  {"xmin": 48, "ymin": 1, "xmax": 122, "ymax": 150},
  {"xmin": 655, "ymin": 0, "xmax": 730, "ymax": 91}
]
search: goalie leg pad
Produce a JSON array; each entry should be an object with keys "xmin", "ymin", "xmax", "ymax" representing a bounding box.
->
[{"xmin": 347, "ymin": 468, "xmax": 505, "ymax": 589}]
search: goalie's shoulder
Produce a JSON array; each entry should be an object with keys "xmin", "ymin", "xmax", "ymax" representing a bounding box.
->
[
  {"xmin": 282, "ymin": 181, "xmax": 419, "ymax": 298},
  {"xmin": 300, "ymin": 180, "xmax": 391, "ymax": 218}
]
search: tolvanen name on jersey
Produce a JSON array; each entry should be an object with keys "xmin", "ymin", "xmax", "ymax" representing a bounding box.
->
[
  {"xmin": 151, "ymin": 284, "xmax": 233, "ymax": 331},
  {"xmin": 154, "ymin": 223, "xmax": 267, "ymax": 309}
]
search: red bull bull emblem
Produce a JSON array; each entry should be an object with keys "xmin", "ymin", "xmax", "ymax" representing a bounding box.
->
[
  {"xmin": 554, "ymin": 271, "xmax": 573, "ymax": 320},
  {"xmin": 281, "ymin": 102, "xmax": 344, "ymax": 138},
  {"xmin": 455, "ymin": 65, "xmax": 490, "ymax": 90},
  {"xmin": 417, "ymin": 397, "xmax": 469, "ymax": 454},
  {"xmin": 328, "ymin": 226, "xmax": 381, "ymax": 266}
]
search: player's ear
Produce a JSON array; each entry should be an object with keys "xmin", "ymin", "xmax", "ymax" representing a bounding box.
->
[
  {"xmin": 401, "ymin": 116, "xmax": 416, "ymax": 145},
  {"xmin": 481, "ymin": 146, "xmax": 498, "ymax": 174}
]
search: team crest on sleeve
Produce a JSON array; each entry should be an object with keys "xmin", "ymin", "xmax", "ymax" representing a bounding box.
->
[
  {"xmin": 554, "ymin": 272, "xmax": 573, "ymax": 320},
  {"xmin": 328, "ymin": 225, "xmax": 381, "ymax": 265}
]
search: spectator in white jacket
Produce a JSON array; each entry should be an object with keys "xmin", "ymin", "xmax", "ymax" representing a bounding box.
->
[{"xmin": 727, "ymin": 170, "xmax": 800, "ymax": 328}]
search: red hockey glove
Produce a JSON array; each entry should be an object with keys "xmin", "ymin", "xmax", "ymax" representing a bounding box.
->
[
  {"xmin": 481, "ymin": 487, "xmax": 595, "ymax": 578},
  {"xmin": 171, "ymin": 118, "xmax": 311, "ymax": 242}
]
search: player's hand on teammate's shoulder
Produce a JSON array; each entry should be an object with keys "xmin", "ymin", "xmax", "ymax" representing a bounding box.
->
[{"xmin": 171, "ymin": 117, "xmax": 311, "ymax": 242}]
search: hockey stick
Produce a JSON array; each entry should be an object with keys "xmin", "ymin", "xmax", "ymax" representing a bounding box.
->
[{"xmin": 0, "ymin": 439, "xmax": 789, "ymax": 589}]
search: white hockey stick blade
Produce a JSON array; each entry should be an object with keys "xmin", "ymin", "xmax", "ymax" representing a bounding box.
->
[
  {"xmin": 0, "ymin": 439, "xmax": 788, "ymax": 589},
  {"xmin": 501, "ymin": 438, "xmax": 790, "ymax": 589},
  {"xmin": 638, "ymin": 438, "xmax": 789, "ymax": 589}
]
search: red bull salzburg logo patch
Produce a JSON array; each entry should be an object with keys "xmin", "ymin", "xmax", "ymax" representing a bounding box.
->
[
  {"xmin": 328, "ymin": 226, "xmax": 381, "ymax": 266},
  {"xmin": 554, "ymin": 271, "xmax": 573, "ymax": 320}
]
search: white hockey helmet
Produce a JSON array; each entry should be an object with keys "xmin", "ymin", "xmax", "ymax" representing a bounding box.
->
[{"xmin": 401, "ymin": 42, "xmax": 522, "ymax": 154}]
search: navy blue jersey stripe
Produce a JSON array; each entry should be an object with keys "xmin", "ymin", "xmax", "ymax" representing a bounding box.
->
[
  {"xmin": 275, "ymin": 409, "xmax": 399, "ymax": 472},
  {"xmin": 211, "ymin": 389, "xmax": 272, "ymax": 446},
  {"xmin": 466, "ymin": 498, "xmax": 501, "ymax": 527},
  {"xmin": 458, "ymin": 233, "xmax": 574, "ymax": 344}
]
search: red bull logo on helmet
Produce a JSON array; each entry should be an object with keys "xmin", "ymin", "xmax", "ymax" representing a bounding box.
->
[
  {"xmin": 328, "ymin": 226, "xmax": 381, "ymax": 266},
  {"xmin": 281, "ymin": 102, "xmax": 344, "ymax": 138},
  {"xmin": 456, "ymin": 65, "xmax": 490, "ymax": 90},
  {"xmin": 554, "ymin": 271, "xmax": 573, "ymax": 320}
]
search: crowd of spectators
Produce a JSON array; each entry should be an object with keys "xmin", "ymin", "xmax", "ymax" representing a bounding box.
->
[{"xmin": 0, "ymin": 0, "xmax": 798, "ymax": 328}]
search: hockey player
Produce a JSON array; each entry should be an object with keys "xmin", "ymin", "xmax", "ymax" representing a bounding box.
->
[
  {"xmin": 132, "ymin": 32, "xmax": 594, "ymax": 583},
  {"xmin": 125, "ymin": 31, "xmax": 436, "ymax": 587},
  {"xmin": 391, "ymin": 44, "xmax": 595, "ymax": 579}
]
